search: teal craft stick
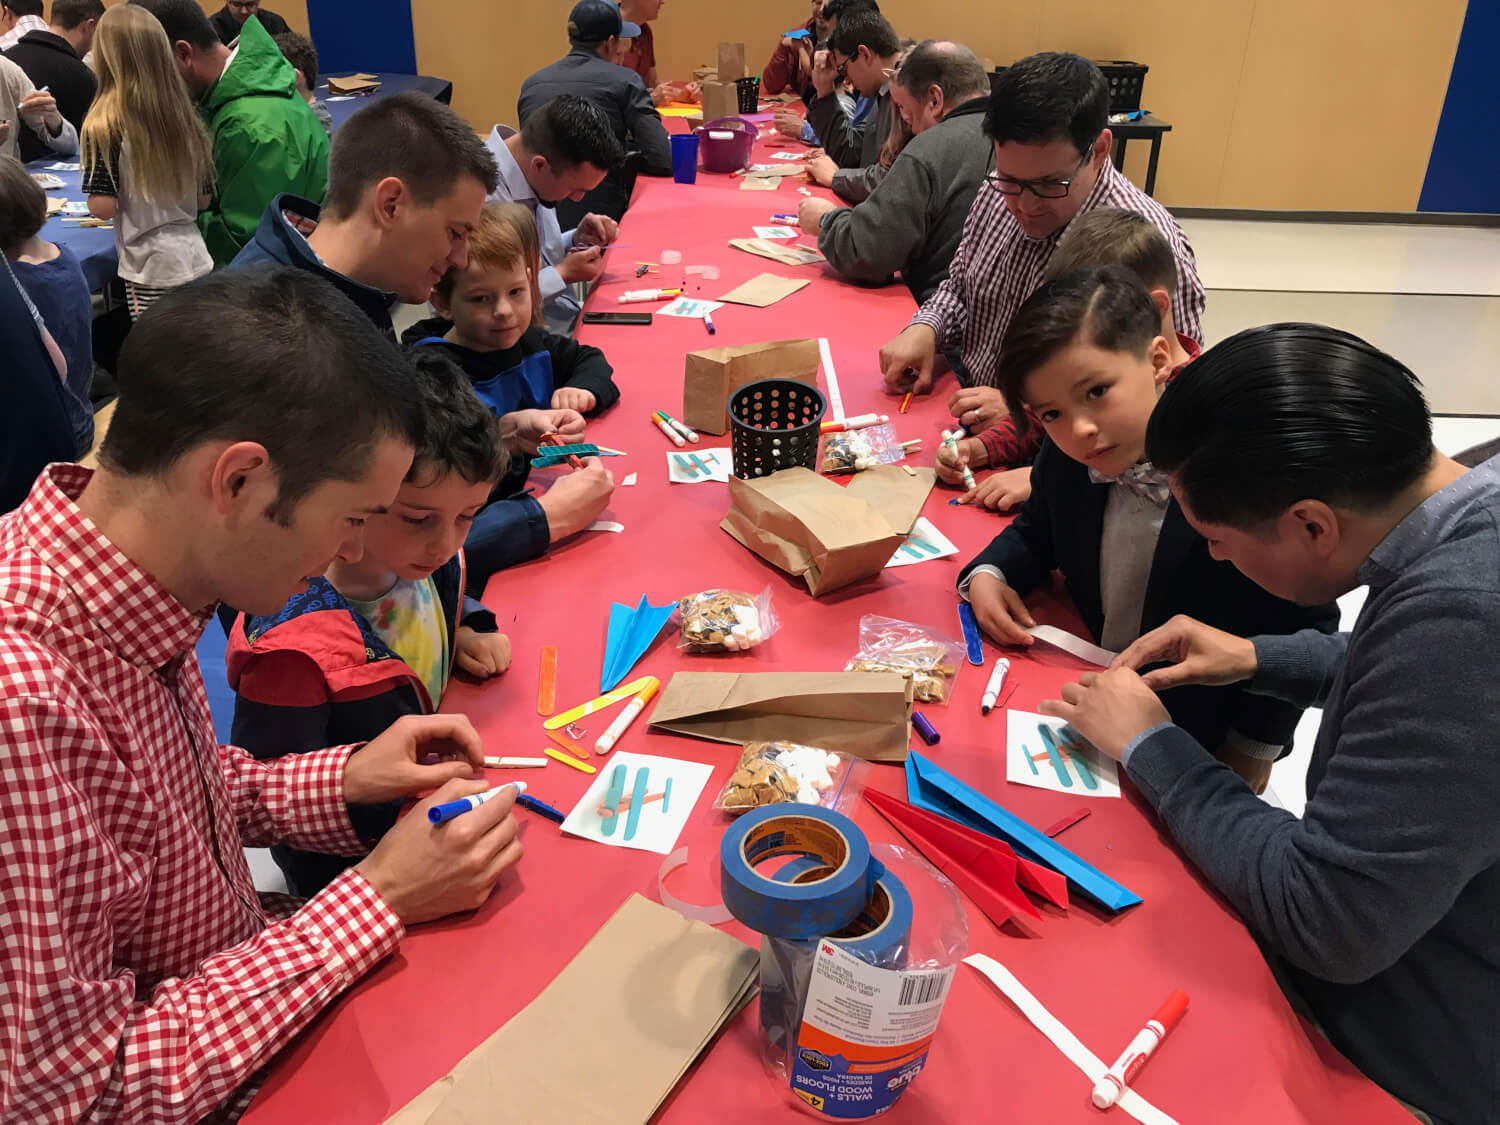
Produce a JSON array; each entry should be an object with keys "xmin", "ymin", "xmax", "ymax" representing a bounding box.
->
[
  {"xmin": 907, "ymin": 535, "xmax": 941, "ymax": 554},
  {"xmin": 1037, "ymin": 725, "xmax": 1073, "ymax": 788},
  {"xmin": 688, "ymin": 453, "xmax": 711, "ymax": 475},
  {"xmin": 900, "ymin": 543, "xmax": 925, "ymax": 559},
  {"xmin": 602, "ymin": 763, "xmax": 627, "ymax": 836},
  {"xmin": 624, "ymin": 766, "xmax": 651, "ymax": 842},
  {"xmin": 663, "ymin": 777, "xmax": 674, "ymax": 813},
  {"xmin": 1022, "ymin": 744, "xmax": 1040, "ymax": 775},
  {"xmin": 673, "ymin": 454, "xmax": 698, "ymax": 477},
  {"xmin": 1058, "ymin": 728, "xmax": 1100, "ymax": 791}
]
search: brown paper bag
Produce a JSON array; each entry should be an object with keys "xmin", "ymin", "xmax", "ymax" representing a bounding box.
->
[
  {"xmin": 717, "ymin": 273, "xmax": 810, "ymax": 308},
  {"xmin": 382, "ymin": 895, "xmax": 758, "ymax": 1125},
  {"xmin": 682, "ymin": 338, "xmax": 819, "ymax": 435},
  {"xmin": 721, "ymin": 465, "xmax": 935, "ymax": 596},
  {"xmin": 327, "ymin": 72, "xmax": 381, "ymax": 95},
  {"xmin": 728, "ymin": 236, "xmax": 824, "ymax": 266},
  {"xmin": 692, "ymin": 65, "xmax": 718, "ymax": 82},
  {"xmin": 649, "ymin": 671, "xmax": 915, "ymax": 761},
  {"xmin": 699, "ymin": 80, "xmax": 740, "ymax": 121},
  {"xmin": 716, "ymin": 42, "xmax": 748, "ymax": 81}
]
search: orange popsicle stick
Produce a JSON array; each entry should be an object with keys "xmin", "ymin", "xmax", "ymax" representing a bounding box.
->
[
  {"xmin": 546, "ymin": 727, "xmax": 591, "ymax": 759},
  {"xmin": 596, "ymin": 791, "xmax": 665, "ymax": 816},
  {"xmin": 537, "ymin": 645, "xmax": 558, "ymax": 716}
]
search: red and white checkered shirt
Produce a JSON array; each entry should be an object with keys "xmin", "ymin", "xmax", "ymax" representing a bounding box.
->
[
  {"xmin": 911, "ymin": 160, "xmax": 1206, "ymax": 394},
  {"xmin": 0, "ymin": 465, "xmax": 404, "ymax": 1124}
]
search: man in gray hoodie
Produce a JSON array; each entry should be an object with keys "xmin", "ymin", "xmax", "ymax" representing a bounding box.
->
[
  {"xmin": 1041, "ymin": 323, "xmax": 1500, "ymax": 1125},
  {"xmin": 799, "ymin": 39, "xmax": 991, "ymax": 304}
]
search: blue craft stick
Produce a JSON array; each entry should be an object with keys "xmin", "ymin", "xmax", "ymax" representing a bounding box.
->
[
  {"xmin": 1037, "ymin": 725, "xmax": 1073, "ymax": 788},
  {"xmin": 688, "ymin": 453, "xmax": 711, "ymax": 475},
  {"xmin": 624, "ymin": 767, "xmax": 651, "ymax": 842},
  {"xmin": 663, "ymin": 777, "xmax": 673, "ymax": 814},
  {"xmin": 900, "ymin": 543, "xmax": 925, "ymax": 560},
  {"xmin": 602, "ymin": 763, "xmax": 627, "ymax": 837},
  {"xmin": 957, "ymin": 603, "xmax": 984, "ymax": 665},
  {"xmin": 1058, "ymin": 728, "xmax": 1100, "ymax": 790},
  {"xmin": 907, "ymin": 535, "xmax": 941, "ymax": 554},
  {"xmin": 1022, "ymin": 744, "xmax": 1040, "ymax": 775},
  {"xmin": 674, "ymin": 454, "xmax": 698, "ymax": 477}
]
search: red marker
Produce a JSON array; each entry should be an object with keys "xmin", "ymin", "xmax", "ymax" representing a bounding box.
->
[{"xmin": 1091, "ymin": 990, "xmax": 1189, "ymax": 1109}]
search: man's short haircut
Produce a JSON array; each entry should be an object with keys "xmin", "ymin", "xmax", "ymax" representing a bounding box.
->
[
  {"xmin": 127, "ymin": 0, "xmax": 218, "ymax": 49},
  {"xmin": 519, "ymin": 94, "xmax": 624, "ymax": 173},
  {"xmin": 273, "ymin": 30, "xmax": 318, "ymax": 89},
  {"xmin": 0, "ymin": 156, "xmax": 46, "ymax": 255},
  {"xmin": 822, "ymin": 0, "xmax": 879, "ymax": 24},
  {"xmin": 406, "ymin": 350, "xmax": 509, "ymax": 487},
  {"xmin": 1148, "ymin": 324, "xmax": 1434, "ymax": 528},
  {"xmin": 893, "ymin": 40, "xmax": 989, "ymax": 104},
  {"xmin": 99, "ymin": 267, "xmax": 426, "ymax": 524},
  {"xmin": 985, "ymin": 52, "xmax": 1109, "ymax": 157},
  {"xmin": 1047, "ymin": 209, "xmax": 1178, "ymax": 294},
  {"xmin": 2, "ymin": 0, "xmax": 44, "ymax": 16},
  {"xmin": 323, "ymin": 92, "xmax": 499, "ymax": 221},
  {"xmin": 50, "ymin": 0, "xmax": 104, "ymax": 29},
  {"xmin": 830, "ymin": 8, "xmax": 900, "ymax": 59},
  {"xmin": 997, "ymin": 264, "xmax": 1161, "ymax": 432}
]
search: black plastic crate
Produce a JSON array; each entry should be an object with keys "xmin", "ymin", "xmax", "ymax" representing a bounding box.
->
[{"xmin": 1094, "ymin": 60, "xmax": 1148, "ymax": 113}]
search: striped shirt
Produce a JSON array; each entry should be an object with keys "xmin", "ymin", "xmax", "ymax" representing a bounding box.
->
[{"xmin": 910, "ymin": 160, "xmax": 1205, "ymax": 391}]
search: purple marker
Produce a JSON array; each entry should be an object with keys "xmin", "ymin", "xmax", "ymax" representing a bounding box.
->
[{"xmin": 912, "ymin": 711, "xmax": 940, "ymax": 745}]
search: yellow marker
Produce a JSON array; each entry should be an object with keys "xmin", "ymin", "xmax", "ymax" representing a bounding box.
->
[
  {"xmin": 544, "ymin": 675, "xmax": 659, "ymax": 730},
  {"xmin": 545, "ymin": 748, "xmax": 597, "ymax": 774}
]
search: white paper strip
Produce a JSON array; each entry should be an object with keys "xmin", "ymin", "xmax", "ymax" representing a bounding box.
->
[
  {"xmin": 657, "ymin": 847, "xmax": 733, "ymax": 925},
  {"xmin": 1027, "ymin": 624, "xmax": 1117, "ymax": 667},
  {"xmin": 818, "ymin": 337, "xmax": 845, "ymax": 421},
  {"xmin": 587, "ymin": 521, "xmax": 625, "ymax": 534},
  {"xmin": 963, "ymin": 955, "xmax": 1180, "ymax": 1125}
]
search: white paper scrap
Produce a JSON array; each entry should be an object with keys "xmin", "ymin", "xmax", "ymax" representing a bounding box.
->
[{"xmin": 1027, "ymin": 624, "xmax": 1116, "ymax": 667}]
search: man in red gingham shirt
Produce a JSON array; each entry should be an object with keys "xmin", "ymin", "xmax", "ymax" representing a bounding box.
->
[
  {"xmin": 878, "ymin": 53, "xmax": 1205, "ymax": 504},
  {"xmin": 0, "ymin": 268, "xmax": 525, "ymax": 1124}
]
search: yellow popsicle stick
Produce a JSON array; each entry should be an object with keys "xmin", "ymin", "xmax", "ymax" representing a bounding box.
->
[
  {"xmin": 543, "ymin": 675, "xmax": 659, "ymax": 730},
  {"xmin": 545, "ymin": 748, "xmax": 597, "ymax": 774}
]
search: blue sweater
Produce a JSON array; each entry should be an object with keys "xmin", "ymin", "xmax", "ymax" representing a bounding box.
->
[
  {"xmin": 13, "ymin": 247, "xmax": 93, "ymax": 456},
  {"xmin": 1124, "ymin": 457, "xmax": 1500, "ymax": 1125}
]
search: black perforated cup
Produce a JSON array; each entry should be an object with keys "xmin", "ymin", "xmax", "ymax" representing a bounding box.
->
[
  {"xmin": 735, "ymin": 75, "xmax": 761, "ymax": 113},
  {"xmin": 728, "ymin": 379, "xmax": 827, "ymax": 479}
]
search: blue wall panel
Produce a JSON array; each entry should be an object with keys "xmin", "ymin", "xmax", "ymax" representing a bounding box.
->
[
  {"xmin": 307, "ymin": 0, "xmax": 417, "ymax": 78},
  {"xmin": 1419, "ymin": 2, "xmax": 1500, "ymax": 214}
]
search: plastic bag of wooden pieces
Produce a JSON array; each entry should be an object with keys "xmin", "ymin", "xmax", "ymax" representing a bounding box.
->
[
  {"xmin": 845, "ymin": 614, "xmax": 965, "ymax": 705},
  {"xmin": 677, "ymin": 587, "xmax": 780, "ymax": 652},
  {"xmin": 712, "ymin": 740, "xmax": 867, "ymax": 816},
  {"xmin": 819, "ymin": 423, "xmax": 918, "ymax": 474}
]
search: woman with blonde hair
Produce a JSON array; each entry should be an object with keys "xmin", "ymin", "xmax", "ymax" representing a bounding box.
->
[{"xmin": 81, "ymin": 3, "xmax": 214, "ymax": 319}]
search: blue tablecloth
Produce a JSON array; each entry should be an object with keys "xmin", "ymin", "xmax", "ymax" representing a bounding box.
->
[
  {"xmin": 28, "ymin": 73, "xmax": 452, "ymax": 292},
  {"xmin": 316, "ymin": 72, "xmax": 453, "ymax": 130}
]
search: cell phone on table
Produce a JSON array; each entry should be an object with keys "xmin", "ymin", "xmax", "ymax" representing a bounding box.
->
[{"xmin": 582, "ymin": 311, "xmax": 653, "ymax": 326}]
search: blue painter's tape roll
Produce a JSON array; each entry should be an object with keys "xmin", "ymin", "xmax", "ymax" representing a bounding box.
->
[{"xmin": 720, "ymin": 805, "xmax": 878, "ymax": 940}]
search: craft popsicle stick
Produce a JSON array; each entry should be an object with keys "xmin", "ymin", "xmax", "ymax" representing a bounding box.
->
[
  {"xmin": 537, "ymin": 646, "xmax": 558, "ymax": 716},
  {"xmin": 545, "ymin": 676, "xmax": 658, "ymax": 730}
]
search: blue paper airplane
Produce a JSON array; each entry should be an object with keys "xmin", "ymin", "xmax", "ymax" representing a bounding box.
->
[{"xmin": 601, "ymin": 595, "xmax": 676, "ymax": 692}]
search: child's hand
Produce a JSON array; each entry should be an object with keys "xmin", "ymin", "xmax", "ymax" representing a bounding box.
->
[
  {"xmin": 538, "ymin": 457, "xmax": 615, "ymax": 543},
  {"xmin": 551, "ymin": 387, "xmax": 597, "ymax": 414},
  {"xmin": 455, "ymin": 627, "xmax": 512, "ymax": 680},
  {"xmin": 961, "ymin": 466, "xmax": 1032, "ymax": 511},
  {"xmin": 967, "ymin": 572, "xmax": 1037, "ymax": 648},
  {"xmin": 509, "ymin": 408, "xmax": 586, "ymax": 453}
]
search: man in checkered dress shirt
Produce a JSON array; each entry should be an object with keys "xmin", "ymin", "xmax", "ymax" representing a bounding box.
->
[
  {"xmin": 0, "ymin": 268, "xmax": 524, "ymax": 1123},
  {"xmin": 878, "ymin": 53, "xmax": 1205, "ymax": 491}
]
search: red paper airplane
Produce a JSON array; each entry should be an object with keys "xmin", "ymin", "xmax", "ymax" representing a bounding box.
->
[{"xmin": 865, "ymin": 789, "xmax": 1069, "ymax": 935}]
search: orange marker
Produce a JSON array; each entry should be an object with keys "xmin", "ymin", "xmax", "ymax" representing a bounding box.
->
[
  {"xmin": 537, "ymin": 645, "xmax": 558, "ymax": 716},
  {"xmin": 542, "ymin": 432, "xmax": 584, "ymax": 471}
]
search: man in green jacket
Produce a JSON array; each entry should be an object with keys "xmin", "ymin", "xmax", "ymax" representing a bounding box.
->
[{"xmin": 132, "ymin": 0, "xmax": 328, "ymax": 264}]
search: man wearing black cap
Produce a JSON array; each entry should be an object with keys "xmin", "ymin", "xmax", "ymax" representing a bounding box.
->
[{"xmin": 518, "ymin": 0, "xmax": 672, "ymax": 228}]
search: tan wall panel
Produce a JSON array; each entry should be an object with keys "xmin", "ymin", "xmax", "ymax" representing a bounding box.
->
[
  {"xmin": 1037, "ymin": 0, "xmax": 1255, "ymax": 206},
  {"xmin": 1216, "ymin": 0, "xmax": 1464, "ymax": 210}
]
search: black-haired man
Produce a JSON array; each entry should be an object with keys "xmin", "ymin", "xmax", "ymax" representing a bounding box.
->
[
  {"xmin": 1046, "ymin": 323, "xmax": 1498, "ymax": 1125},
  {"xmin": 0, "ymin": 267, "xmax": 526, "ymax": 1121},
  {"xmin": 209, "ymin": 0, "xmax": 288, "ymax": 45},
  {"xmin": 486, "ymin": 91, "xmax": 626, "ymax": 335},
  {"xmin": 4, "ymin": 0, "xmax": 100, "ymax": 162}
]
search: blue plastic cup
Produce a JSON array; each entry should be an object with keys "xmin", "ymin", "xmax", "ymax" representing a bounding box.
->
[{"xmin": 671, "ymin": 133, "xmax": 699, "ymax": 184}]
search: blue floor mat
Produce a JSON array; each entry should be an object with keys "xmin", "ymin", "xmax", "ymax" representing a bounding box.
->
[{"xmin": 196, "ymin": 624, "xmax": 236, "ymax": 745}]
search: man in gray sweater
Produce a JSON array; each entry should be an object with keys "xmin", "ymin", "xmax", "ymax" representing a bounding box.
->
[
  {"xmin": 798, "ymin": 40, "xmax": 991, "ymax": 304},
  {"xmin": 1041, "ymin": 322, "xmax": 1498, "ymax": 1125}
]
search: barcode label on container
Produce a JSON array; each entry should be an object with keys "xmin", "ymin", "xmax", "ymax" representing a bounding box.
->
[{"xmin": 897, "ymin": 971, "xmax": 949, "ymax": 1007}]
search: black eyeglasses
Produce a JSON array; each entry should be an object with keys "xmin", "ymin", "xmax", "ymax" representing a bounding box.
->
[{"xmin": 985, "ymin": 144, "xmax": 1095, "ymax": 200}]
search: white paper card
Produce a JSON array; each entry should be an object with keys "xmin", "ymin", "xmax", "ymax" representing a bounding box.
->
[
  {"xmin": 1006, "ymin": 709, "xmax": 1120, "ymax": 798},
  {"xmin": 667, "ymin": 448, "xmax": 730, "ymax": 483},
  {"xmin": 769, "ymin": 151, "xmax": 806, "ymax": 160},
  {"xmin": 562, "ymin": 752, "xmax": 713, "ymax": 855},
  {"xmin": 1026, "ymin": 624, "xmax": 1116, "ymax": 667},
  {"xmin": 751, "ymin": 226, "xmax": 799, "ymax": 240},
  {"xmin": 657, "ymin": 297, "xmax": 724, "ymax": 319},
  {"xmin": 885, "ymin": 517, "xmax": 959, "ymax": 569}
]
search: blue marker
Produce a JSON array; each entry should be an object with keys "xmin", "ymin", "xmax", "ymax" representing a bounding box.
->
[
  {"xmin": 428, "ymin": 781, "xmax": 527, "ymax": 825},
  {"xmin": 516, "ymin": 793, "xmax": 565, "ymax": 823}
]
